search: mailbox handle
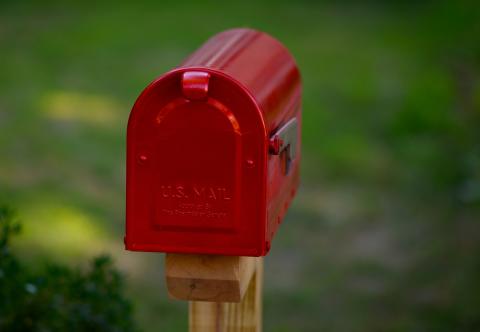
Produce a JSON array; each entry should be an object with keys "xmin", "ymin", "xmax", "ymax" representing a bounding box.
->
[{"xmin": 269, "ymin": 118, "xmax": 298, "ymax": 174}]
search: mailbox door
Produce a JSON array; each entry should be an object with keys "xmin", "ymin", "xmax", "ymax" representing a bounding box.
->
[
  {"xmin": 152, "ymin": 97, "xmax": 241, "ymax": 232},
  {"xmin": 126, "ymin": 69, "xmax": 267, "ymax": 256}
]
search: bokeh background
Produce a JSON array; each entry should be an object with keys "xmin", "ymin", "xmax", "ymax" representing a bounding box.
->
[{"xmin": 1, "ymin": 1, "xmax": 480, "ymax": 331}]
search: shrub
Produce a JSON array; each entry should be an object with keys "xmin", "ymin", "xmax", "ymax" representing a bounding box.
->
[{"xmin": 0, "ymin": 205, "xmax": 139, "ymax": 332}]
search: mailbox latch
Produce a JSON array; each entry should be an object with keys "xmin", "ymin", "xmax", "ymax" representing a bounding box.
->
[
  {"xmin": 182, "ymin": 71, "xmax": 210, "ymax": 100},
  {"xmin": 269, "ymin": 118, "xmax": 298, "ymax": 175}
]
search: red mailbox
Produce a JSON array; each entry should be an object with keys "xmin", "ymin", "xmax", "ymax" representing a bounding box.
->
[{"xmin": 125, "ymin": 28, "xmax": 301, "ymax": 256}]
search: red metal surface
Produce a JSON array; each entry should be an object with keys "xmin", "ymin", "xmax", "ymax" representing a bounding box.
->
[{"xmin": 125, "ymin": 28, "xmax": 302, "ymax": 256}]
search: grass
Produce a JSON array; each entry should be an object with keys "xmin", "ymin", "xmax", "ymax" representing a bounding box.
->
[{"xmin": 1, "ymin": 1, "xmax": 480, "ymax": 331}]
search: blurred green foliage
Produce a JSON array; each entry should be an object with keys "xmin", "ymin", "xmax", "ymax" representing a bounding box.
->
[
  {"xmin": 0, "ymin": 205, "xmax": 138, "ymax": 332},
  {"xmin": 0, "ymin": 0, "xmax": 480, "ymax": 331}
]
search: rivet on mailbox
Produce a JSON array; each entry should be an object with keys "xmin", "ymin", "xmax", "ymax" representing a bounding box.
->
[{"xmin": 125, "ymin": 28, "xmax": 302, "ymax": 257}]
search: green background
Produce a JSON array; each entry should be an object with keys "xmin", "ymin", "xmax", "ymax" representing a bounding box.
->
[{"xmin": 1, "ymin": 1, "xmax": 479, "ymax": 331}]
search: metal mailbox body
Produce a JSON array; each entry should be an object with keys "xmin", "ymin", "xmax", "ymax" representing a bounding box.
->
[{"xmin": 125, "ymin": 28, "xmax": 301, "ymax": 256}]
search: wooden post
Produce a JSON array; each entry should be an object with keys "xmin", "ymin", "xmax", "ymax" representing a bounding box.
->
[{"xmin": 166, "ymin": 254, "xmax": 263, "ymax": 332}]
